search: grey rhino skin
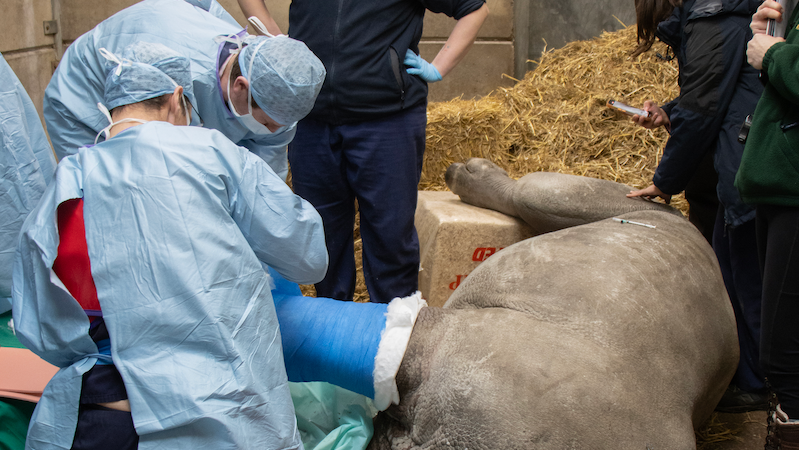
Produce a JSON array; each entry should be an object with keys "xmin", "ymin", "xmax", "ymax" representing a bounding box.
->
[
  {"xmin": 369, "ymin": 158, "xmax": 738, "ymax": 450},
  {"xmin": 444, "ymin": 156, "xmax": 682, "ymax": 234}
]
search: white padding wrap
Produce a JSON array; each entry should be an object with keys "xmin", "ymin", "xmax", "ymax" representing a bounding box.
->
[{"xmin": 372, "ymin": 291, "xmax": 427, "ymax": 411}]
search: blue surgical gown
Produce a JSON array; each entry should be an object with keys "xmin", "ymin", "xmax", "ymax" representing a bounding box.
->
[
  {"xmin": 12, "ymin": 122, "xmax": 327, "ymax": 450},
  {"xmin": 0, "ymin": 52, "xmax": 56, "ymax": 314},
  {"xmin": 43, "ymin": 0, "xmax": 296, "ymax": 179}
]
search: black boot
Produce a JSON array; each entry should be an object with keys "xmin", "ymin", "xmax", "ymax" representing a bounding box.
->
[{"xmin": 716, "ymin": 384, "xmax": 768, "ymax": 413}]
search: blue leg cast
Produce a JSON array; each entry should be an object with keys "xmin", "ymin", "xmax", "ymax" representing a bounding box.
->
[{"xmin": 268, "ymin": 267, "xmax": 425, "ymax": 410}]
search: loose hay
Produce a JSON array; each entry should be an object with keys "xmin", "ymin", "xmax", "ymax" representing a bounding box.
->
[
  {"xmin": 421, "ymin": 24, "xmax": 684, "ymax": 219},
  {"xmin": 696, "ymin": 412, "xmax": 747, "ymax": 449}
]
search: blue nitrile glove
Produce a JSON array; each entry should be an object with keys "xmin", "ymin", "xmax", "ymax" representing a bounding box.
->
[{"xmin": 404, "ymin": 49, "xmax": 442, "ymax": 82}]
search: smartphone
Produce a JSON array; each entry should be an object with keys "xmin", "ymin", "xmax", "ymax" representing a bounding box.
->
[
  {"xmin": 607, "ymin": 100, "xmax": 649, "ymax": 118},
  {"xmin": 767, "ymin": 16, "xmax": 778, "ymax": 36},
  {"xmin": 767, "ymin": 0, "xmax": 797, "ymax": 37}
]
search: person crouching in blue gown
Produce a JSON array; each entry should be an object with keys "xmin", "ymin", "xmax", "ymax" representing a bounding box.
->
[{"xmin": 12, "ymin": 41, "xmax": 328, "ymax": 450}]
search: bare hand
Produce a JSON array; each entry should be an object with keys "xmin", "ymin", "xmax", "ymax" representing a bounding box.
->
[
  {"xmin": 627, "ymin": 184, "xmax": 672, "ymax": 204},
  {"xmin": 631, "ymin": 100, "xmax": 670, "ymax": 131},
  {"xmin": 748, "ymin": 33, "xmax": 785, "ymax": 70},
  {"xmin": 752, "ymin": 0, "xmax": 783, "ymax": 35}
]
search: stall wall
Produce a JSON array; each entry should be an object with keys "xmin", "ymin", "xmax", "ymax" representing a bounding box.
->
[
  {"xmin": 0, "ymin": 0, "xmax": 59, "ymax": 123},
  {"xmin": 1, "ymin": 0, "xmax": 635, "ymax": 118},
  {"xmin": 517, "ymin": 0, "xmax": 636, "ymax": 78}
]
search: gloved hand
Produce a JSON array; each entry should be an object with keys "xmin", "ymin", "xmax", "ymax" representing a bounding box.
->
[{"xmin": 404, "ymin": 49, "xmax": 442, "ymax": 82}]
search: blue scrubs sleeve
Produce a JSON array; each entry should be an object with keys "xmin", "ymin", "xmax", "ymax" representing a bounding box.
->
[{"xmin": 231, "ymin": 150, "xmax": 328, "ymax": 284}]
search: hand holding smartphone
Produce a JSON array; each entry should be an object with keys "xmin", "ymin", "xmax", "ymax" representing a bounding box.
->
[
  {"xmin": 607, "ymin": 100, "xmax": 649, "ymax": 118},
  {"xmin": 767, "ymin": 0, "xmax": 797, "ymax": 37}
]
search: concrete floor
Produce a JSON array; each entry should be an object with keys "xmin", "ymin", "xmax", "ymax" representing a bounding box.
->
[{"xmin": 698, "ymin": 411, "xmax": 768, "ymax": 450}]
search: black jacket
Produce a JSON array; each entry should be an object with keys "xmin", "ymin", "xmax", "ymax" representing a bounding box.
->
[
  {"xmin": 288, "ymin": 0, "xmax": 485, "ymax": 125},
  {"xmin": 654, "ymin": 0, "xmax": 763, "ymax": 226}
]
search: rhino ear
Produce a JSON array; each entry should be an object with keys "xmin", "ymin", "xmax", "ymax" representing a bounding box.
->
[{"xmin": 373, "ymin": 292, "xmax": 427, "ymax": 411}]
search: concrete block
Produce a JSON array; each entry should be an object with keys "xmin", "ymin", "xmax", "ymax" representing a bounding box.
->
[
  {"xmin": 0, "ymin": 0, "xmax": 54, "ymax": 53},
  {"xmin": 61, "ymin": 0, "xmax": 135, "ymax": 42},
  {"xmin": 3, "ymin": 48, "xmax": 58, "ymax": 123},
  {"xmin": 415, "ymin": 191, "xmax": 535, "ymax": 307},
  {"xmin": 423, "ymin": 0, "xmax": 512, "ymax": 39},
  {"xmin": 520, "ymin": 0, "xmax": 635, "ymax": 75},
  {"xmin": 217, "ymin": 0, "xmax": 291, "ymax": 32},
  {"xmin": 60, "ymin": 0, "xmax": 293, "ymax": 43},
  {"xmin": 423, "ymin": 41, "xmax": 515, "ymax": 102}
]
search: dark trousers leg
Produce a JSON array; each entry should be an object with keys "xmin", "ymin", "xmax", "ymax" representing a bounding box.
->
[
  {"xmin": 685, "ymin": 150, "xmax": 719, "ymax": 245},
  {"xmin": 289, "ymin": 118, "xmax": 357, "ymax": 301},
  {"xmin": 289, "ymin": 104, "xmax": 427, "ymax": 303},
  {"xmin": 713, "ymin": 208, "xmax": 765, "ymax": 393},
  {"xmin": 354, "ymin": 105, "xmax": 426, "ymax": 303},
  {"xmin": 71, "ymin": 404, "xmax": 138, "ymax": 450},
  {"xmin": 756, "ymin": 205, "xmax": 799, "ymax": 417}
]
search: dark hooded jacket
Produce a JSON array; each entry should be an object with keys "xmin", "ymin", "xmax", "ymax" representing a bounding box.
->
[
  {"xmin": 287, "ymin": 0, "xmax": 485, "ymax": 125},
  {"xmin": 654, "ymin": 0, "xmax": 763, "ymax": 226}
]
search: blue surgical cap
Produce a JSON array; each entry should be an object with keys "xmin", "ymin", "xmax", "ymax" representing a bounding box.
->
[
  {"xmin": 238, "ymin": 36, "xmax": 326, "ymax": 125},
  {"xmin": 102, "ymin": 42, "xmax": 196, "ymax": 111}
]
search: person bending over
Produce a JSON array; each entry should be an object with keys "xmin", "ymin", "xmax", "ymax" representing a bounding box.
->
[{"xmin": 12, "ymin": 41, "xmax": 327, "ymax": 450}]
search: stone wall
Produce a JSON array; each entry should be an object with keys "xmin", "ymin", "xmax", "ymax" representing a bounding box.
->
[
  {"xmin": 516, "ymin": 0, "xmax": 636, "ymax": 78},
  {"xmin": 1, "ymin": 0, "xmax": 634, "ymax": 119},
  {"xmin": 0, "ymin": 0, "xmax": 60, "ymax": 122}
]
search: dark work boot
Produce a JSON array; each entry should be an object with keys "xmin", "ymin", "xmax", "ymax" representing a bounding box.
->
[{"xmin": 715, "ymin": 384, "xmax": 768, "ymax": 413}]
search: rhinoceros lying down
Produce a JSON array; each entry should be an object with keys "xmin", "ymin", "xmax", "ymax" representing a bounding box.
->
[{"xmin": 367, "ymin": 158, "xmax": 738, "ymax": 449}]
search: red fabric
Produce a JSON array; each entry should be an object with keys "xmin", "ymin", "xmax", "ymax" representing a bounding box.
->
[{"xmin": 52, "ymin": 198, "xmax": 101, "ymax": 319}]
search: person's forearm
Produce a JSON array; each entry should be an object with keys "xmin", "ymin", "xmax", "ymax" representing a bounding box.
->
[
  {"xmin": 237, "ymin": 0, "xmax": 282, "ymax": 35},
  {"xmin": 430, "ymin": 3, "xmax": 489, "ymax": 77}
]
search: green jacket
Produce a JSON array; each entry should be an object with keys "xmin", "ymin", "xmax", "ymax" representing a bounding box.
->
[{"xmin": 735, "ymin": 6, "xmax": 799, "ymax": 206}]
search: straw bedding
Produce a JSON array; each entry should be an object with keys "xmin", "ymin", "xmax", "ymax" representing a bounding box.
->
[{"xmin": 422, "ymin": 23, "xmax": 681, "ymax": 208}]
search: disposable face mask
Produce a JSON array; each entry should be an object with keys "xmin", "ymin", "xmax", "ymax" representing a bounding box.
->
[
  {"xmin": 226, "ymin": 71, "xmax": 273, "ymax": 135},
  {"xmin": 225, "ymin": 40, "xmax": 278, "ymax": 136}
]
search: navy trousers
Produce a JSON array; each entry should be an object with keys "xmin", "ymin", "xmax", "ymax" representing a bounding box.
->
[
  {"xmin": 713, "ymin": 209, "xmax": 765, "ymax": 394},
  {"xmin": 71, "ymin": 319, "xmax": 137, "ymax": 449},
  {"xmin": 686, "ymin": 150, "xmax": 720, "ymax": 244},
  {"xmin": 756, "ymin": 205, "xmax": 799, "ymax": 417},
  {"xmin": 288, "ymin": 104, "xmax": 427, "ymax": 303}
]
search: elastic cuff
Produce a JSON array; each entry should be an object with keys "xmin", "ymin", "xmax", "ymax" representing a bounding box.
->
[
  {"xmin": 372, "ymin": 292, "xmax": 427, "ymax": 410},
  {"xmin": 762, "ymin": 41, "xmax": 784, "ymax": 73},
  {"xmin": 651, "ymin": 172, "xmax": 682, "ymax": 197}
]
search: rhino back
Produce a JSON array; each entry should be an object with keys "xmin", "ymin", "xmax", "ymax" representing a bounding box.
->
[
  {"xmin": 372, "ymin": 210, "xmax": 738, "ymax": 449},
  {"xmin": 444, "ymin": 211, "xmax": 736, "ymax": 374},
  {"xmin": 375, "ymin": 306, "xmax": 719, "ymax": 449}
]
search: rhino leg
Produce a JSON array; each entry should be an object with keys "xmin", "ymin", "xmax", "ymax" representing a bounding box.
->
[
  {"xmin": 446, "ymin": 158, "xmax": 680, "ymax": 235},
  {"xmin": 511, "ymin": 171, "xmax": 681, "ymax": 234},
  {"xmin": 445, "ymin": 158, "xmax": 519, "ymax": 218}
]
